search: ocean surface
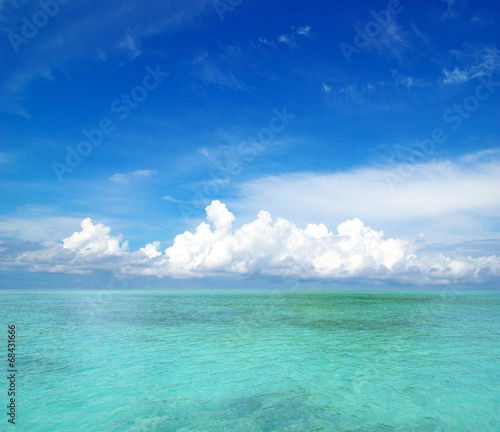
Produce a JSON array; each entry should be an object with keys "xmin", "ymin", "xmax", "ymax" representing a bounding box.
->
[{"xmin": 1, "ymin": 290, "xmax": 499, "ymax": 432}]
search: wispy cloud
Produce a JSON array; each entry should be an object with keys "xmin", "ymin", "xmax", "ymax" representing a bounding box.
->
[
  {"xmin": 321, "ymin": 82, "xmax": 332, "ymax": 93},
  {"xmin": 110, "ymin": 169, "xmax": 157, "ymax": 183},
  {"xmin": 391, "ymin": 69, "xmax": 428, "ymax": 89},
  {"xmin": 410, "ymin": 23, "xmax": 430, "ymax": 45},
  {"xmin": 440, "ymin": 0, "xmax": 465, "ymax": 20},
  {"xmin": 256, "ymin": 25, "xmax": 311, "ymax": 49},
  {"xmin": 321, "ymin": 81, "xmax": 388, "ymax": 110},
  {"xmin": 369, "ymin": 18, "xmax": 409, "ymax": 60},
  {"xmin": 117, "ymin": 33, "xmax": 142, "ymax": 61},
  {"xmin": 442, "ymin": 44, "xmax": 500, "ymax": 84},
  {"xmin": 232, "ymin": 150, "xmax": 500, "ymax": 244},
  {"xmin": 469, "ymin": 11, "xmax": 493, "ymax": 27},
  {"xmin": 194, "ymin": 51, "xmax": 245, "ymax": 90},
  {"xmin": 0, "ymin": 66, "xmax": 54, "ymax": 119},
  {"xmin": 161, "ymin": 195, "xmax": 186, "ymax": 203},
  {"xmin": 391, "ymin": 70, "xmax": 415, "ymax": 89},
  {"xmin": 0, "ymin": 216, "xmax": 85, "ymax": 242},
  {"xmin": 296, "ymin": 25, "xmax": 311, "ymax": 36},
  {"xmin": 0, "ymin": 0, "xmax": 214, "ymax": 117}
]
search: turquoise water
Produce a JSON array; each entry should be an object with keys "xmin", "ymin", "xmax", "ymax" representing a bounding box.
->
[{"xmin": 1, "ymin": 290, "xmax": 499, "ymax": 432}]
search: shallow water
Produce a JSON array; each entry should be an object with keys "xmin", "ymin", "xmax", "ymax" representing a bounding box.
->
[{"xmin": 2, "ymin": 290, "xmax": 499, "ymax": 431}]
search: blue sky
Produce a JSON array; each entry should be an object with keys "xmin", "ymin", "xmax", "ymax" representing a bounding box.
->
[{"xmin": 0, "ymin": 0, "xmax": 499, "ymax": 288}]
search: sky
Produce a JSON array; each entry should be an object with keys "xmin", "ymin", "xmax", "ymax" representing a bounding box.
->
[{"xmin": 0, "ymin": 0, "xmax": 499, "ymax": 289}]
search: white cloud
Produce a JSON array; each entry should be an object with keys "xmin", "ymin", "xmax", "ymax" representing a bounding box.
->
[
  {"xmin": 194, "ymin": 51, "xmax": 244, "ymax": 90},
  {"xmin": 321, "ymin": 83, "xmax": 332, "ymax": 93},
  {"xmin": 1, "ymin": 0, "xmax": 214, "ymax": 117},
  {"xmin": 162, "ymin": 195, "xmax": 185, "ymax": 203},
  {"xmin": 231, "ymin": 153, "xmax": 500, "ymax": 244},
  {"xmin": 63, "ymin": 217, "xmax": 129, "ymax": 257},
  {"xmin": 391, "ymin": 70, "xmax": 427, "ymax": 89},
  {"xmin": 442, "ymin": 44, "xmax": 500, "ymax": 84},
  {"xmin": 110, "ymin": 169, "xmax": 157, "ymax": 183},
  {"xmin": 363, "ymin": 17, "xmax": 408, "ymax": 61},
  {"xmin": 321, "ymin": 81, "xmax": 388, "ymax": 110},
  {"xmin": 0, "ymin": 216, "xmax": 86, "ymax": 242},
  {"xmin": 258, "ymin": 25, "xmax": 311, "ymax": 49},
  {"xmin": 205, "ymin": 200, "xmax": 235, "ymax": 232},
  {"xmin": 1, "ymin": 200, "xmax": 499, "ymax": 285},
  {"xmin": 1, "ymin": 151, "xmax": 498, "ymax": 284},
  {"xmin": 257, "ymin": 37, "xmax": 273, "ymax": 46},
  {"xmin": 0, "ymin": 66, "xmax": 54, "ymax": 119},
  {"xmin": 440, "ymin": 0, "xmax": 465, "ymax": 19},
  {"xmin": 118, "ymin": 34, "xmax": 142, "ymax": 60},
  {"xmin": 139, "ymin": 241, "xmax": 162, "ymax": 258},
  {"xmin": 296, "ymin": 26, "xmax": 311, "ymax": 36},
  {"xmin": 277, "ymin": 34, "xmax": 290, "ymax": 44},
  {"xmin": 411, "ymin": 23, "xmax": 429, "ymax": 44}
]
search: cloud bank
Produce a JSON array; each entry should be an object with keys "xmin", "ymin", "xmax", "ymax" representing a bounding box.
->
[
  {"xmin": 1, "ymin": 201, "xmax": 498, "ymax": 285},
  {"xmin": 231, "ymin": 154, "xmax": 500, "ymax": 244}
]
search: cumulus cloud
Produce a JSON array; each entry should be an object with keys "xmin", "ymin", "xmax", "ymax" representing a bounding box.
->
[
  {"xmin": 63, "ymin": 218, "xmax": 129, "ymax": 257},
  {"xmin": 1, "ymin": 201, "xmax": 499, "ymax": 285},
  {"xmin": 139, "ymin": 241, "xmax": 162, "ymax": 258}
]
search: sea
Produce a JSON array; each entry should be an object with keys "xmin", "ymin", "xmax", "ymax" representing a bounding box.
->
[{"xmin": 1, "ymin": 290, "xmax": 499, "ymax": 432}]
